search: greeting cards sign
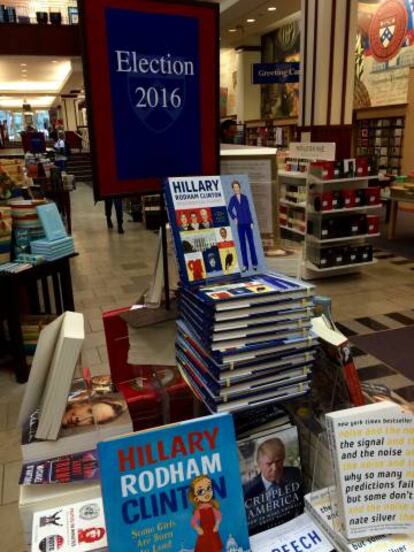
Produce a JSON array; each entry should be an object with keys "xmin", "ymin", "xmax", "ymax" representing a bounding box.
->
[{"xmin": 80, "ymin": 0, "xmax": 219, "ymax": 198}]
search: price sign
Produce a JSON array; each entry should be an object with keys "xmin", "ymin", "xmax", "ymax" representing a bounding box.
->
[{"xmin": 80, "ymin": 0, "xmax": 219, "ymax": 198}]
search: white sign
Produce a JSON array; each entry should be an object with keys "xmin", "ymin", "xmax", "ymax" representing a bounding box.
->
[
  {"xmin": 250, "ymin": 513, "xmax": 333, "ymax": 552},
  {"xmin": 290, "ymin": 142, "xmax": 336, "ymax": 161}
]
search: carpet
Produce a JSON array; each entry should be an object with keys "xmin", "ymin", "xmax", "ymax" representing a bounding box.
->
[{"xmin": 351, "ymin": 326, "xmax": 414, "ymax": 381}]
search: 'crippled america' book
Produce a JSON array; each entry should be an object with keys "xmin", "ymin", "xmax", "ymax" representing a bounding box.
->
[{"xmin": 98, "ymin": 413, "xmax": 251, "ymax": 552}]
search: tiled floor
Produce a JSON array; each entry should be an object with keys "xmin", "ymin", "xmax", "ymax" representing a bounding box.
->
[{"xmin": 0, "ymin": 183, "xmax": 413, "ymax": 551}]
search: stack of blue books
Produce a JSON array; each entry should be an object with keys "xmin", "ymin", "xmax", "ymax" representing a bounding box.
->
[
  {"xmin": 30, "ymin": 203, "xmax": 74, "ymax": 261},
  {"xmin": 163, "ymin": 174, "xmax": 316, "ymax": 413}
]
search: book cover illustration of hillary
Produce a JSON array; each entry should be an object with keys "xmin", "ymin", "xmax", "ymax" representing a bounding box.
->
[
  {"xmin": 98, "ymin": 413, "xmax": 251, "ymax": 552},
  {"xmin": 164, "ymin": 175, "xmax": 266, "ymax": 285}
]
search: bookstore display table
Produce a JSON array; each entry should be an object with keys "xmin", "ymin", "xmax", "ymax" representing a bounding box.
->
[
  {"xmin": 0, "ymin": 253, "xmax": 77, "ymax": 383},
  {"xmin": 388, "ymin": 188, "xmax": 414, "ymax": 239}
]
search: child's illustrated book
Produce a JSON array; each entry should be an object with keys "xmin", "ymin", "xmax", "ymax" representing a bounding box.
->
[
  {"xmin": 164, "ymin": 174, "xmax": 267, "ymax": 285},
  {"xmin": 98, "ymin": 413, "xmax": 251, "ymax": 552}
]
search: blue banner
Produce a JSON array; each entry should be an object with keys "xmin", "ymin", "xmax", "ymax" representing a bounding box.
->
[
  {"xmin": 252, "ymin": 62, "xmax": 300, "ymax": 84},
  {"xmin": 106, "ymin": 8, "xmax": 202, "ymax": 180}
]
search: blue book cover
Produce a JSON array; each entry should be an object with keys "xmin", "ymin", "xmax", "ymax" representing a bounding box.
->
[
  {"xmin": 98, "ymin": 414, "xmax": 251, "ymax": 552},
  {"xmin": 163, "ymin": 175, "xmax": 267, "ymax": 286},
  {"xmin": 36, "ymin": 203, "xmax": 67, "ymax": 241}
]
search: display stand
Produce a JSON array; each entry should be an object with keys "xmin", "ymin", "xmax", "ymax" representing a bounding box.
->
[
  {"xmin": 302, "ymin": 166, "xmax": 381, "ymax": 279},
  {"xmin": 278, "ymin": 169, "xmax": 308, "ymax": 241},
  {"xmin": 220, "ymin": 144, "xmax": 282, "ymax": 254}
]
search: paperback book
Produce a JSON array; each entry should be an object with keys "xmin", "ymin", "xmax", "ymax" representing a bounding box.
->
[
  {"xmin": 20, "ymin": 450, "xmax": 99, "ymax": 485},
  {"xmin": 36, "ymin": 202, "xmax": 67, "ymax": 241},
  {"xmin": 325, "ymin": 401, "xmax": 414, "ymax": 539},
  {"xmin": 305, "ymin": 487, "xmax": 414, "ymax": 552},
  {"xmin": 238, "ymin": 424, "xmax": 304, "ymax": 535},
  {"xmin": 32, "ymin": 497, "xmax": 107, "ymax": 552},
  {"xmin": 98, "ymin": 413, "xmax": 251, "ymax": 552},
  {"xmin": 250, "ymin": 512, "xmax": 333, "ymax": 552},
  {"xmin": 21, "ymin": 377, "xmax": 132, "ymax": 463}
]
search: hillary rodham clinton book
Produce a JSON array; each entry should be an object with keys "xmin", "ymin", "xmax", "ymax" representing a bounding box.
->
[{"xmin": 98, "ymin": 413, "xmax": 251, "ymax": 552}]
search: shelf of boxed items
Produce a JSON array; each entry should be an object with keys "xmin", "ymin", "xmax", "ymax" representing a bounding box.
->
[
  {"xmin": 303, "ymin": 168, "xmax": 382, "ymax": 278},
  {"xmin": 278, "ymin": 170, "xmax": 308, "ymax": 242}
]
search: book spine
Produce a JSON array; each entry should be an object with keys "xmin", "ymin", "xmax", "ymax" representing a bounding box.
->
[
  {"xmin": 339, "ymin": 343, "xmax": 365, "ymax": 406},
  {"xmin": 324, "ymin": 416, "xmax": 348, "ymax": 539},
  {"xmin": 162, "ymin": 179, "xmax": 187, "ymax": 286}
]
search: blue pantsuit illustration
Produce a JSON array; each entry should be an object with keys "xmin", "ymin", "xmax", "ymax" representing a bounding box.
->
[{"xmin": 228, "ymin": 190, "xmax": 258, "ymax": 270}]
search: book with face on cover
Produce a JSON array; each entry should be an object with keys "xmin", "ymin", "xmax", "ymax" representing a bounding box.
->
[
  {"xmin": 163, "ymin": 174, "xmax": 266, "ymax": 285},
  {"xmin": 325, "ymin": 401, "xmax": 414, "ymax": 539},
  {"xmin": 97, "ymin": 413, "xmax": 251, "ymax": 552},
  {"xmin": 238, "ymin": 424, "xmax": 304, "ymax": 536},
  {"xmin": 21, "ymin": 376, "xmax": 132, "ymax": 463}
]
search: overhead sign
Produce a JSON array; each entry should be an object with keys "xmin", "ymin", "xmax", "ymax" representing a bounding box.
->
[
  {"xmin": 289, "ymin": 142, "xmax": 336, "ymax": 161},
  {"xmin": 80, "ymin": 0, "xmax": 219, "ymax": 199},
  {"xmin": 252, "ymin": 62, "xmax": 300, "ymax": 85}
]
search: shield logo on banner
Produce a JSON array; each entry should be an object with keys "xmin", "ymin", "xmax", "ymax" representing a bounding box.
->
[
  {"xmin": 369, "ymin": 0, "xmax": 408, "ymax": 62},
  {"xmin": 380, "ymin": 23, "xmax": 395, "ymax": 48},
  {"xmin": 127, "ymin": 71, "xmax": 186, "ymax": 135}
]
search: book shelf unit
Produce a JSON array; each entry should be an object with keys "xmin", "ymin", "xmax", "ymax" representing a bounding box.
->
[
  {"xmin": 278, "ymin": 170, "xmax": 307, "ymax": 241},
  {"xmin": 355, "ymin": 116, "xmax": 405, "ymax": 175},
  {"xmin": 245, "ymin": 119, "xmax": 298, "ymax": 148},
  {"xmin": 303, "ymin": 168, "xmax": 381, "ymax": 279}
]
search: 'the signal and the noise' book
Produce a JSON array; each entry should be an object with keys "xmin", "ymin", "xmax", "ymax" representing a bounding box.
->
[{"xmin": 98, "ymin": 413, "xmax": 251, "ymax": 552}]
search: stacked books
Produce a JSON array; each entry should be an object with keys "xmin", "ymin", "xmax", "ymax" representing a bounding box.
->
[
  {"xmin": 163, "ymin": 175, "xmax": 316, "ymax": 413},
  {"xmin": 17, "ymin": 312, "xmax": 132, "ymax": 546},
  {"xmin": 31, "ymin": 236, "xmax": 74, "ymax": 261},
  {"xmin": 30, "ymin": 202, "xmax": 75, "ymax": 260}
]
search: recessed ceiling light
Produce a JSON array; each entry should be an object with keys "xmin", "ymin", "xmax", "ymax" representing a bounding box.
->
[
  {"xmin": 228, "ymin": 28, "xmax": 237, "ymax": 32},
  {"xmin": 20, "ymin": 63, "xmax": 27, "ymax": 67},
  {"xmin": 21, "ymin": 69, "xmax": 27, "ymax": 73},
  {"xmin": 246, "ymin": 18, "xmax": 255, "ymax": 23},
  {"xmin": 51, "ymin": 60, "xmax": 58, "ymax": 63},
  {"xmin": 268, "ymin": 6, "xmax": 277, "ymax": 11}
]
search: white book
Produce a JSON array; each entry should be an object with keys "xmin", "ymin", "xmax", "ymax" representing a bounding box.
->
[
  {"xmin": 19, "ymin": 481, "xmax": 101, "ymax": 538},
  {"xmin": 305, "ymin": 487, "xmax": 414, "ymax": 552},
  {"xmin": 32, "ymin": 498, "xmax": 107, "ymax": 551},
  {"xmin": 250, "ymin": 512, "xmax": 333, "ymax": 552},
  {"xmin": 35, "ymin": 312, "xmax": 85, "ymax": 440},
  {"xmin": 325, "ymin": 401, "xmax": 414, "ymax": 539}
]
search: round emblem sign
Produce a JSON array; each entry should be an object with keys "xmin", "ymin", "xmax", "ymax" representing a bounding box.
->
[{"xmin": 369, "ymin": 0, "xmax": 408, "ymax": 62}]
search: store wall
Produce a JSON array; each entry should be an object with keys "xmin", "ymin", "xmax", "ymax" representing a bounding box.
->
[
  {"xmin": 261, "ymin": 15, "xmax": 301, "ymax": 119},
  {"xmin": 355, "ymin": 1, "xmax": 414, "ymax": 108},
  {"xmin": 220, "ymin": 48, "xmax": 238, "ymax": 117}
]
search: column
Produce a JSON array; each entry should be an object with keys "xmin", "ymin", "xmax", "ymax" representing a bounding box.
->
[
  {"xmin": 235, "ymin": 48, "xmax": 261, "ymax": 122},
  {"xmin": 60, "ymin": 96, "xmax": 78, "ymax": 131},
  {"xmin": 298, "ymin": 0, "xmax": 358, "ymax": 158}
]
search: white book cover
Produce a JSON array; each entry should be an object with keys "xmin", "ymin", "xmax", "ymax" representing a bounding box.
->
[
  {"xmin": 250, "ymin": 512, "xmax": 333, "ymax": 552},
  {"xmin": 325, "ymin": 401, "xmax": 414, "ymax": 539},
  {"xmin": 32, "ymin": 498, "xmax": 107, "ymax": 552},
  {"xmin": 305, "ymin": 487, "xmax": 414, "ymax": 552}
]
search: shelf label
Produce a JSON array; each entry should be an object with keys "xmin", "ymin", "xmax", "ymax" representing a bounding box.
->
[{"xmin": 290, "ymin": 142, "xmax": 336, "ymax": 161}]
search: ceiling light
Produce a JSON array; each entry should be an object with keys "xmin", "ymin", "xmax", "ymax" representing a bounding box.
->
[
  {"xmin": 20, "ymin": 63, "xmax": 27, "ymax": 67},
  {"xmin": 268, "ymin": 6, "xmax": 277, "ymax": 11},
  {"xmin": 246, "ymin": 18, "xmax": 255, "ymax": 23},
  {"xmin": 21, "ymin": 69, "xmax": 27, "ymax": 73},
  {"xmin": 228, "ymin": 28, "xmax": 237, "ymax": 32},
  {"xmin": 51, "ymin": 60, "xmax": 58, "ymax": 63}
]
